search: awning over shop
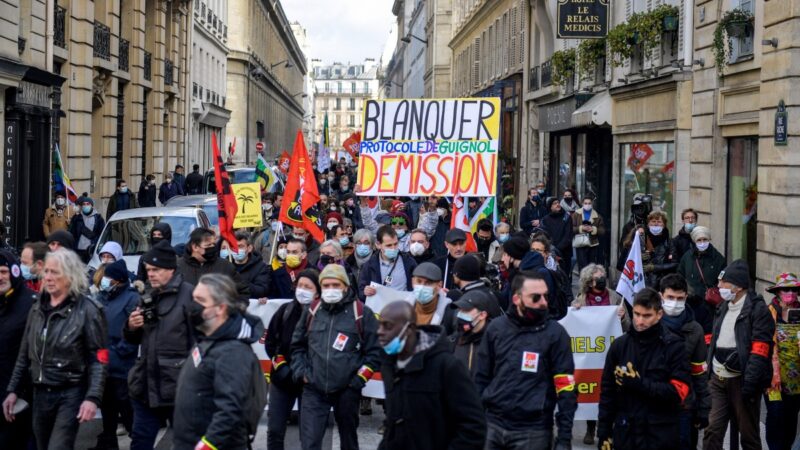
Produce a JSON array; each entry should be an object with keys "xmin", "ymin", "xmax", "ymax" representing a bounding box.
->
[{"xmin": 572, "ymin": 91, "xmax": 611, "ymax": 127}]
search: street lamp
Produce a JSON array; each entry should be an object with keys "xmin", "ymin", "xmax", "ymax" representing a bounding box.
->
[
  {"xmin": 271, "ymin": 60, "xmax": 294, "ymax": 70},
  {"xmin": 245, "ymin": 65, "xmax": 266, "ymax": 165},
  {"xmin": 401, "ymin": 34, "xmax": 428, "ymax": 45},
  {"xmin": 292, "ymin": 92, "xmax": 308, "ymax": 98}
]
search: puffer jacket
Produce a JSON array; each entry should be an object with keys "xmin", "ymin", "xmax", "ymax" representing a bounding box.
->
[
  {"xmin": 290, "ymin": 293, "xmax": 382, "ymax": 395},
  {"xmin": 597, "ymin": 322, "xmax": 691, "ymax": 450},
  {"xmin": 7, "ymin": 292, "xmax": 108, "ymax": 405},
  {"xmin": 123, "ymin": 273, "xmax": 195, "ymax": 407},
  {"xmin": 172, "ymin": 313, "xmax": 264, "ymax": 450},
  {"xmin": 98, "ymin": 284, "xmax": 140, "ymax": 379}
]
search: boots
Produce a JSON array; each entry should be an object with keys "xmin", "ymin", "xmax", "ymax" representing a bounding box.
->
[{"xmin": 583, "ymin": 420, "xmax": 596, "ymax": 445}]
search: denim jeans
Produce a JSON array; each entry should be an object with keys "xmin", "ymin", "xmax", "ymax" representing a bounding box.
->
[
  {"xmin": 95, "ymin": 377, "xmax": 134, "ymax": 449},
  {"xmin": 130, "ymin": 399, "xmax": 173, "ymax": 450},
  {"xmin": 300, "ymin": 386, "xmax": 360, "ymax": 450},
  {"xmin": 484, "ymin": 423, "xmax": 552, "ymax": 450},
  {"xmin": 267, "ymin": 383, "xmax": 301, "ymax": 450},
  {"xmin": 32, "ymin": 385, "xmax": 85, "ymax": 450}
]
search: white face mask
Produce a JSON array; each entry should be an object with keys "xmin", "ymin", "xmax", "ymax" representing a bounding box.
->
[
  {"xmin": 55, "ymin": 198, "xmax": 66, "ymax": 206},
  {"xmin": 719, "ymin": 288, "xmax": 737, "ymax": 302},
  {"xmin": 295, "ymin": 288, "xmax": 315, "ymax": 305},
  {"xmin": 662, "ymin": 299, "xmax": 686, "ymax": 317},
  {"xmin": 436, "ymin": 207, "xmax": 447, "ymax": 217},
  {"xmin": 695, "ymin": 241, "xmax": 710, "ymax": 252},
  {"xmin": 277, "ymin": 248, "xmax": 288, "ymax": 260},
  {"xmin": 321, "ymin": 288, "xmax": 344, "ymax": 304},
  {"xmin": 649, "ymin": 225, "xmax": 664, "ymax": 235},
  {"xmin": 327, "ymin": 222, "xmax": 338, "ymax": 230},
  {"xmin": 409, "ymin": 242, "xmax": 425, "ymax": 256}
]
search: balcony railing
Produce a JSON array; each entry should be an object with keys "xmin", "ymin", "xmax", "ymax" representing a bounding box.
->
[
  {"xmin": 93, "ymin": 21, "xmax": 111, "ymax": 60},
  {"xmin": 54, "ymin": 5, "xmax": 66, "ymax": 49},
  {"xmin": 541, "ymin": 60, "xmax": 553, "ymax": 87},
  {"xmin": 119, "ymin": 38, "xmax": 129, "ymax": 72},
  {"xmin": 529, "ymin": 66, "xmax": 540, "ymax": 91},
  {"xmin": 164, "ymin": 58, "xmax": 174, "ymax": 86},
  {"xmin": 143, "ymin": 51, "xmax": 152, "ymax": 81}
]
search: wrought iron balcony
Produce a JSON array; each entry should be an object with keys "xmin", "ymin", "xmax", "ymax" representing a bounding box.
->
[
  {"xmin": 144, "ymin": 51, "xmax": 152, "ymax": 81},
  {"xmin": 94, "ymin": 21, "xmax": 111, "ymax": 60},
  {"xmin": 18, "ymin": 37, "xmax": 25, "ymax": 55},
  {"xmin": 541, "ymin": 59, "xmax": 553, "ymax": 87},
  {"xmin": 165, "ymin": 58, "xmax": 174, "ymax": 86},
  {"xmin": 119, "ymin": 38, "xmax": 129, "ymax": 72},
  {"xmin": 54, "ymin": 5, "xmax": 66, "ymax": 49},
  {"xmin": 529, "ymin": 66, "xmax": 540, "ymax": 91}
]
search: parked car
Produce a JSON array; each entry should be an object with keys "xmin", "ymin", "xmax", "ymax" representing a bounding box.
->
[
  {"xmin": 165, "ymin": 194, "xmax": 219, "ymax": 228},
  {"xmin": 202, "ymin": 166, "xmax": 257, "ymax": 194},
  {"xmin": 88, "ymin": 207, "xmax": 211, "ymax": 274}
]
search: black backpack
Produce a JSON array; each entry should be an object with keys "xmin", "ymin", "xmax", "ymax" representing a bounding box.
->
[
  {"xmin": 244, "ymin": 350, "xmax": 268, "ymax": 447},
  {"xmin": 547, "ymin": 267, "xmax": 572, "ymax": 320}
]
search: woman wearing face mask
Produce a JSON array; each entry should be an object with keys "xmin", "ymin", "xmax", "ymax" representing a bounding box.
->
[
  {"xmin": 674, "ymin": 208, "xmax": 698, "ymax": 262},
  {"xmin": 324, "ymin": 211, "xmax": 344, "ymax": 233},
  {"xmin": 389, "ymin": 212, "xmax": 412, "ymax": 252},
  {"xmin": 346, "ymin": 229, "xmax": 374, "ymax": 281},
  {"xmin": 92, "ymin": 260, "xmax": 140, "ymax": 450},
  {"xmin": 265, "ymin": 269, "xmax": 320, "ymax": 450},
  {"xmin": 264, "ymin": 237, "xmax": 294, "ymax": 300},
  {"xmin": 488, "ymin": 222, "xmax": 511, "ymax": 265},
  {"xmin": 571, "ymin": 196, "xmax": 606, "ymax": 271},
  {"xmin": 621, "ymin": 210, "xmax": 678, "ymax": 289},
  {"xmin": 764, "ymin": 273, "xmax": 800, "ymax": 450},
  {"xmin": 317, "ymin": 240, "xmax": 358, "ymax": 289},
  {"xmin": 677, "ymin": 226, "xmax": 726, "ymax": 335}
]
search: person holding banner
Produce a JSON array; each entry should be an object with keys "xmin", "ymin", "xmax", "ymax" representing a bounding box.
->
[
  {"xmin": 619, "ymin": 211, "xmax": 678, "ymax": 289},
  {"xmin": 265, "ymin": 269, "xmax": 320, "ymax": 450},
  {"xmin": 475, "ymin": 271, "xmax": 576, "ymax": 450},
  {"xmin": 376, "ymin": 301, "xmax": 486, "ymax": 450},
  {"xmin": 597, "ymin": 288, "xmax": 691, "ymax": 450},
  {"xmin": 358, "ymin": 226, "xmax": 417, "ymax": 302}
]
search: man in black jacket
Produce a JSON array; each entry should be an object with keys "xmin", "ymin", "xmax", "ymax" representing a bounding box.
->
[
  {"xmin": 358, "ymin": 225, "xmax": 417, "ymax": 301},
  {"xmin": 172, "ymin": 274, "xmax": 266, "ymax": 450},
  {"xmin": 475, "ymin": 271, "xmax": 576, "ymax": 450},
  {"xmin": 451, "ymin": 289, "xmax": 502, "ymax": 379},
  {"xmin": 176, "ymin": 227, "xmax": 250, "ymax": 303},
  {"xmin": 124, "ymin": 241, "xmax": 196, "ymax": 450},
  {"xmin": 541, "ymin": 197, "xmax": 573, "ymax": 275},
  {"xmin": 449, "ymin": 253, "xmax": 504, "ymax": 316},
  {"xmin": 432, "ymin": 228, "xmax": 470, "ymax": 290},
  {"xmin": 377, "ymin": 301, "xmax": 486, "ymax": 450},
  {"xmin": 107, "ymin": 179, "xmax": 139, "ymax": 218},
  {"xmin": 658, "ymin": 274, "xmax": 710, "ymax": 450},
  {"xmin": 138, "ymin": 174, "xmax": 157, "ymax": 207},
  {"xmin": 225, "ymin": 231, "xmax": 270, "ymax": 301},
  {"xmin": 703, "ymin": 260, "xmax": 775, "ymax": 450},
  {"xmin": 184, "ymin": 164, "xmax": 203, "ymax": 195},
  {"xmin": 0, "ymin": 250, "xmax": 38, "ymax": 448},
  {"xmin": 519, "ymin": 188, "xmax": 548, "ymax": 236},
  {"xmin": 598, "ymin": 288, "xmax": 691, "ymax": 450},
  {"xmin": 291, "ymin": 264, "xmax": 382, "ymax": 450},
  {"xmin": 69, "ymin": 195, "xmax": 105, "ymax": 262}
]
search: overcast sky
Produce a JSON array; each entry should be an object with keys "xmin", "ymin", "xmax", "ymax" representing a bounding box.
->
[{"xmin": 282, "ymin": 0, "xmax": 395, "ymax": 65}]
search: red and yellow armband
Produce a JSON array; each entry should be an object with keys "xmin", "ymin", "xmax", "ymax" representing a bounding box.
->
[
  {"xmin": 690, "ymin": 361, "xmax": 708, "ymax": 376},
  {"xmin": 751, "ymin": 341, "xmax": 770, "ymax": 358},
  {"xmin": 194, "ymin": 436, "xmax": 218, "ymax": 450},
  {"xmin": 553, "ymin": 374, "xmax": 576, "ymax": 395},
  {"xmin": 670, "ymin": 379, "xmax": 689, "ymax": 404},
  {"xmin": 272, "ymin": 354, "xmax": 287, "ymax": 371},
  {"xmin": 357, "ymin": 365, "xmax": 375, "ymax": 383}
]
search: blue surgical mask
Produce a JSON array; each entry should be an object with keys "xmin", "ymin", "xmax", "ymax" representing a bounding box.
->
[
  {"xmin": 220, "ymin": 249, "xmax": 230, "ymax": 259},
  {"xmin": 383, "ymin": 248, "xmax": 399, "ymax": 260},
  {"xmin": 233, "ymin": 249, "xmax": 247, "ymax": 262},
  {"xmin": 356, "ymin": 244, "xmax": 371, "ymax": 258},
  {"xmin": 413, "ymin": 284, "xmax": 435, "ymax": 304},
  {"xmin": 20, "ymin": 264, "xmax": 33, "ymax": 280},
  {"xmin": 382, "ymin": 322, "xmax": 410, "ymax": 355},
  {"xmin": 82, "ymin": 205, "xmax": 93, "ymax": 214},
  {"xmin": 100, "ymin": 277, "xmax": 113, "ymax": 292},
  {"xmin": 497, "ymin": 233, "xmax": 509, "ymax": 243},
  {"xmin": 396, "ymin": 229, "xmax": 407, "ymax": 239},
  {"xmin": 120, "ymin": 187, "xmax": 128, "ymax": 194},
  {"xmin": 339, "ymin": 237, "xmax": 351, "ymax": 247},
  {"xmin": 684, "ymin": 223, "xmax": 696, "ymax": 232},
  {"xmin": 649, "ymin": 226, "xmax": 664, "ymax": 236}
]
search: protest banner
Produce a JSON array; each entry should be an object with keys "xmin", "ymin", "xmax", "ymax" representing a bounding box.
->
[
  {"xmin": 232, "ymin": 182, "xmax": 263, "ymax": 228},
  {"xmin": 365, "ymin": 282, "xmax": 415, "ymax": 317},
  {"xmin": 358, "ymin": 98, "xmax": 501, "ymax": 197},
  {"xmin": 558, "ymin": 305, "xmax": 623, "ymax": 420},
  {"xmin": 616, "ymin": 231, "xmax": 646, "ymax": 304}
]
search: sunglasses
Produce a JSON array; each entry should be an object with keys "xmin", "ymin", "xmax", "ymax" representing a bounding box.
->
[
  {"xmin": 529, "ymin": 293, "xmax": 548, "ymax": 303},
  {"xmin": 390, "ymin": 218, "xmax": 407, "ymax": 226}
]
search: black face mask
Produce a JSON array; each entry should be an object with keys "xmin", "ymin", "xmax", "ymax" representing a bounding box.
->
[
  {"xmin": 319, "ymin": 254, "xmax": 335, "ymax": 267},
  {"xmin": 594, "ymin": 278, "xmax": 607, "ymax": 291},
  {"xmin": 518, "ymin": 305, "xmax": 548, "ymax": 325},
  {"xmin": 202, "ymin": 246, "xmax": 218, "ymax": 262},
  {"xmin": 151, "ymin": 236, "xmax": 164, "ymax": 246},
  {"xmin": 187, "ymin": 301, "xmax": 207, "ymax": 328},
  {"xmin": 564, "ymin": 197, "xmax": 574, "ymax": 204}
]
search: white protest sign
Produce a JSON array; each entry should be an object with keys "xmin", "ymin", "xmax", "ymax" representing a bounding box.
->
[
  {"xmin": 558, "ymin": 305, "xmax": 624, "ymax": 420},
  {"xmin": 365, "ymin": 282, "xmax": 415, "ymax": 316}
]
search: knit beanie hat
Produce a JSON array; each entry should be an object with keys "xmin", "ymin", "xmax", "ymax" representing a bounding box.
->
[
  {"xmin": 104, "ymin": 259, "xmax": 129, "ymax": 282},
  {"xmin": 324, "ymin": 211, "xmax": 344, "ymax": 225},
  {"xmin": 141, "ymin": 240, "xmax": 177, "ymax": 270},
  {"xmin": 503, "ymin": 236, "xmax": 530, "ymax": 260},
  {"xmin": 320, "ymin": 263, "xmax": 350, "ymax": 286},
  {"xmin": 453, "ymin": 254, "xmax": 482, "ymax": 282},
  {"xmin": 690, "ymin": 226, "xmax": 711, "ymax": 242},
  {"xmin": 47, "ymin": 230, "xmax": 75, "ymax": 249},
  {"xmin": 0, "ymin": 249, "xmax": 23, "ymax": 288},
  {"xmin": 721, "ymin": 259, "xmax": 750, "ymax": 289},
  {"xmin": 296, "ymin": 268, "xmax": 322, "ymax": 296}
]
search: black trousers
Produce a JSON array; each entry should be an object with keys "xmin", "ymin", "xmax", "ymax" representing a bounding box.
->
[
  {"xmin": 0, "ymin": 405, "xmax": 33, "ymax": 450},
  {"xmin": 96, "ymin": 377, "xmax": 134, "ymax": 448},
  {"xmin": 267, "ymin": 383, "xmax": 302, "ymax": 450},
  {"xmin": 300, "ymin": 386, "xmax": 360, "ymax": 450},
  {"xmin": 32, "ymin": 385, "xmax": 85, "ymax": 450}
]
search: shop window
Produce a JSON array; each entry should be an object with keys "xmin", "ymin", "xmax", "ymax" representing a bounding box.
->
[
  {"xmin": 619, "ymin": 142, "xmax": 676, "ymax": 229},
  {"xmin": 726, "ymin": 137, "xmax": 758, "ymax": 279}
]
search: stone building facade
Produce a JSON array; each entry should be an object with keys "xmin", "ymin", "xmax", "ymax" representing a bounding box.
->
[
  {"xmin": 226, "ymin": 0, "xmax": 305, "ymax": 165},
  {"xmin": 188, "ymin": 0, "xmax": 230, "ymax": 172},
  {"xmin": 423, "ymin": 0, "xmax": 453, "ymax": 97}
]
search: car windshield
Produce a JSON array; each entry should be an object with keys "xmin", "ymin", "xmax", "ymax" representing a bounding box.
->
[
  {"xmin": 206, "ymin": 169, "xmax": 257, "ymax": 194},
  {"xmin": 203, "ymin": 204, "xmax": 219, "ymax": 227},
  {"xmin": 96, "ymin": 216, "xmax": 199, "ymax": 255}
]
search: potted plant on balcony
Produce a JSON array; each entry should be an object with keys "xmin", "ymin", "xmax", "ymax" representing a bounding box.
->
[
  {"xmin": 607, "ymin": 22, "xmax": 635, "ymax": 67},
  {"xmin": 551, "ymin": 48, "xmax": 577, "ymax": 87},
  {"xmin": 652, "ymin": 4, "xmax": 680, "ymax": 32},
  {"xmin": 712, "ymin": 8, "xmax": 755, "ymax": 75},
  {"xmin": 578, "ymin": 38, "xmax": 607, "ymax": 80}
]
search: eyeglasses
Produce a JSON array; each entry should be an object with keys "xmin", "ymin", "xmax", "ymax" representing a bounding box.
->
[
  {"xmin": 390, "ymin": 218, "xmax": 407, "ymax": 226},
  {"xmin": 529, "ymin": 293, "xmax": 548, "ymax": 303}
]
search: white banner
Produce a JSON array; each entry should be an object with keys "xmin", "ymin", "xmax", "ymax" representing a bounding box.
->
[
  {"xmin": 558, "ymin": 306, "xmax": 624, "ymax": 420},
  {"xmin": 615, "ymin": 231, "xmax": 646, "ymax": 305}
]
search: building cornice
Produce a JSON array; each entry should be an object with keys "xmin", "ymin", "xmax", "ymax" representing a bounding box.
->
[
  {"xmin": 450, "ymin": 0, "xmax": 495, "ymax": 49},
  {"xmin": 262, "ymin": 0, "xmax": 307, "ymax": 74}
]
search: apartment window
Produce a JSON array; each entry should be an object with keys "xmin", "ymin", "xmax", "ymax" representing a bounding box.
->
[
  {"xmin": 351, "ymin": 82, "xmax": 356, "ymax": 93},
  {"xmin": 729, "ymin": 0, "xmax": 754, "ymax": 62},
  {"xmin": 349, "ymin": 98, "xmax": 355, "ymax": 110},
  {"xmin": 325, "ymin": 82, "xmax": 330, "ymax": 93},
  {"xmin": 363, "ymin": 82, "xmax": 369, "ymax": 93},
  {"xmin": 335, "ymin": 98, "xmax": 341, "ymax": 110},
  {"xmin": 337, "ymin": 82, "xmax": 342, "ymax": 93},
  {"xmin": 193, "ymin": 82, "xmax": 197, "ymax": 97},
  {"xmin": 349, "ymin": 115, "xmax": 355, "ymax": 127}
]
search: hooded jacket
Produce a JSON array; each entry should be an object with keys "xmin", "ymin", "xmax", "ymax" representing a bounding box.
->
[
  {"xmin": 379, "ymin": 326, "xmax": 487, "ymax": 450},
  {"xmin": 98, "ymin": 284, "xmax": 140, "ymax": 379},
  {"xmin": 7, "ymin": 291, "xmax": 108, "ymax": 405},
  {"xmin": 474, "ymin": 309, "xmax": 576, "ymax": 445},
  {"xmin": 597, "ymin": 322, "xmax": 691, "ymax": 450},
  {"xmin": 232, "ymin": 253, "xmax": 271, "ymax": 299},
  {"xmin": 172, "ymin": 313, "xmax": 264, "ymax": 450},
  {"xmin": 138, "ymin": 180, "xmax": 157, "ymax": 207},
  {"xmin": 290, "ymin": 292, "xmax": 382, "ymax": 394},
  {"xmin": 123, "ymin": 272, "xmax": 195, "ymax": 407},
  {"xmin": 136, "ymin": 223, "xmax": 175, "ymax": 281},
  {"xmin": 541, "ymin": 210, "xmax": 573, "ymax": 257}
]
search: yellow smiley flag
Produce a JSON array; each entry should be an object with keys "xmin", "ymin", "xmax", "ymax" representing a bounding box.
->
[{"xmin": 232, "ymin": 182, "xmax": 263, "ymax": 228}]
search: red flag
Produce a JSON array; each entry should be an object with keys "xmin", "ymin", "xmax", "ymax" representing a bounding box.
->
[
  {"xmin": 278, "ymin": 131, "xmax": 325, "ymax": 243},
  {"xmin": 278, "ymin": 151, "xmax": 291, "ymax": 174},
  {"xmin": 342, "ymin": 131, "xmax": 361, "ymax": 160},
  {"xmin": 212, "ymin": 133, "xmax": 239, "ymax": 252},
  {"xmin": 450, "ymin": 195, "xmax": 478, "ymax": 253}
]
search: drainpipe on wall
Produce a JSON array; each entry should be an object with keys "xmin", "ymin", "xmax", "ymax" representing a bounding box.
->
[{"xmin": 683, "ymin": 0, "xmax": 693, "ymax": 67}]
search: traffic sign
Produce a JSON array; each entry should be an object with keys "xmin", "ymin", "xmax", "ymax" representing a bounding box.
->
[{"xmin": 255, "ymin": 142, "xmax": 265, "ymax": 151}]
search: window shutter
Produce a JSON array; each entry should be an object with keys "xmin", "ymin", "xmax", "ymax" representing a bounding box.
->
[
  {"xmin": 473, "ymin": 37, "xmax": 481, "ymax": 89},
  {"xmin": 519, "ymin": 1, "xmax": 526, "ymax": 69},
  {"xmin": 510, "ymin": 7, "xmax": 518, "ymax": 69},
  {"xmin": 495, "ymin": 19, "xmax": 501, "ymax": 78}
]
